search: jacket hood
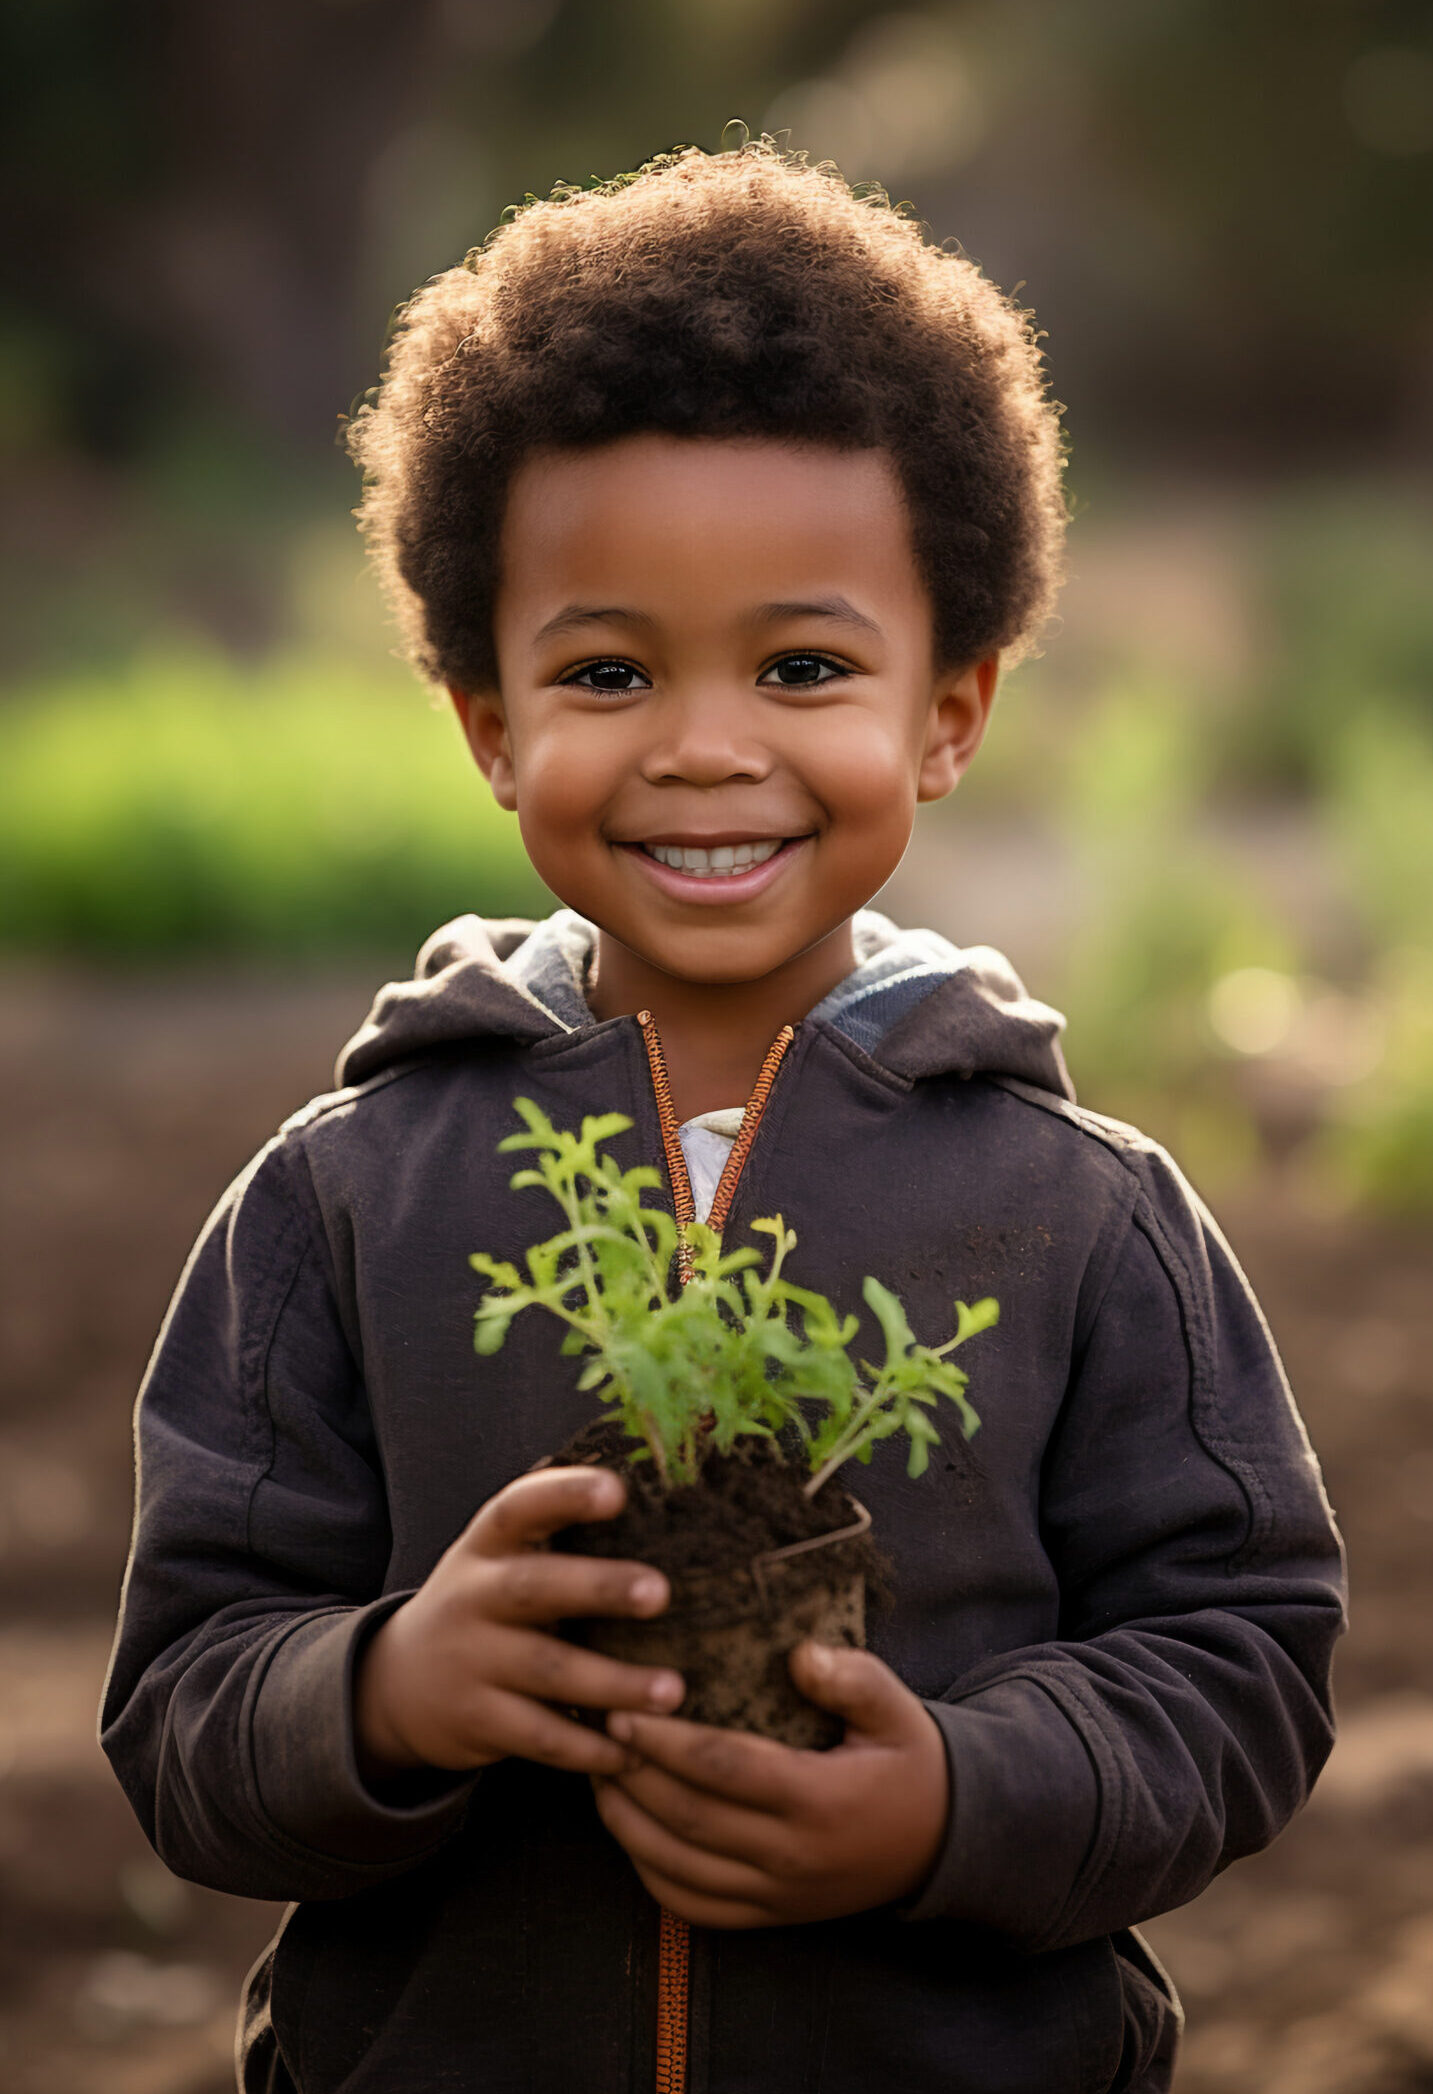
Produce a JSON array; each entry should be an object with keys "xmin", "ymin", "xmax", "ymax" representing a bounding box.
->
[{"xmin": 336, "ymin": 908, "xmax": 1073, "ymax": 1100}]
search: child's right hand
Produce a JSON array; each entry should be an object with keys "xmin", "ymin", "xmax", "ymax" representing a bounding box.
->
[{"xmin": 354, "ymin": 1466, "xmax": 681, "ymax": 1784}]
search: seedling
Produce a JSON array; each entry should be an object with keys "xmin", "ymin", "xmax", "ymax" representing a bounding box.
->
[{"xmin": 469, "ymin": 1099, "xmax": 997, "ymax": 1492}]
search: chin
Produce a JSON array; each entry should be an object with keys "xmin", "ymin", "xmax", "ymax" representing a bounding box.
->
[{"xmin": 629, "ymin": 930, "xmax": 795, "ymax": 984}]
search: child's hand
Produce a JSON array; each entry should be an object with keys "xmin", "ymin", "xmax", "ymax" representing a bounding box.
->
[
  {"xmin": 591, "ymin": 1641, "xmax": 949, "ymax": 1928},
  {"xmin": 354, "ymin": 1466, "xmax": 683, "ymax": 1784}
]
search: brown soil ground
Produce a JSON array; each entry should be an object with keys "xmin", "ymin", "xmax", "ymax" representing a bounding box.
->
[{"xmin": 1, "ymin": 963, "xmax": 1431, "ymax": 2092}]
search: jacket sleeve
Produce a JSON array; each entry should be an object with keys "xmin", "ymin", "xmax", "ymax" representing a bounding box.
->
[
  {"xmin": 100, "ymin": 1134, "xmax": 478, "ymax": 1902},
  {"xmin": 905, "ymin": 1141, "xmax": 1347, "ymax": 1949}
]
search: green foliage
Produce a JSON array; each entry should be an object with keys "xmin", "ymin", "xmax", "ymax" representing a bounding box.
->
[
  {"xmin": 469, "ymin": 1099, "xmax": 995, "ymax": 1491},
  {"xmin": 0, "ymin": 647, "xmax": 550, "ymax": 954},
  {"xmin": 1324, "ymin": 709, "xmax": 1433, "ymax": 955},
  {"xmin": 1312, "ymin": 940, "xmax": 1433, "ymax": 1216},
  {"xmin": 944, "ymin": 487, "xmax": 1433, "ymax": 1212},
  {"xmin": 1253, "ymin": 491, "xmax": 1433, "ymax": 792},
  {"xmin": 1307, "ymin": 721, "xmax": 1433, "ymax": 1211}
]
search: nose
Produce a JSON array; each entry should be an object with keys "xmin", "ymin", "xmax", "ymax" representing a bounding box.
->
[{"xmin": 638, "ymin": 689, "xmax": 773, "ymax": 788}]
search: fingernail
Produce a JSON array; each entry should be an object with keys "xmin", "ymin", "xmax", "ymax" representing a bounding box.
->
[
  {"xmin": 630, "ymin": 1574, "xmax": 666, "ymax": 1610},
  {"xmin": 647, "ymin": 1671, "xmax": 683, "ymax": 1709},
  {"xmin": 609, "ymin": 1712, "xmax": 634, "ymax": 1742},
  {"xmin": 807, "ymin": 1643, "xmax": 833, "ymax": 1676}
]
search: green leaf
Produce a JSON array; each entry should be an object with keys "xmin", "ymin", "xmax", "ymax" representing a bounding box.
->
[
  {"xmin": 473, "ymin": 1311, "xmax": 513, "ymax": 1355},
  {"xmin": 580, "ymin": 1111, "xmax": 634, "ymax": 1147},
  {"xmin": 468, "ymin": 1252, "xmax": 521, "ymax": 1290},
  {"xmin": 861, "ymin": 1276, "xmax": 917, "ymax": 1365},
  {"xmin": 954, "ymin": 1297, "xmax": 1001, "ymax": 1346}
]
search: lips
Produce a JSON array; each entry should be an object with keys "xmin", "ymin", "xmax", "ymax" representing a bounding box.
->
[
  {"xmin": 641, "ymin": 839, "xmax": 783, "ymax": 879},
  {"xmin": 617, "ymin": 835, "xmax": 808, "ymax": 903}
]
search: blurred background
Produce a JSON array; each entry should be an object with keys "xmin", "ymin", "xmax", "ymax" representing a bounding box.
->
[{"xmin": 2, "ymin": 2, "xmax": 1431, "ymax": 2088}]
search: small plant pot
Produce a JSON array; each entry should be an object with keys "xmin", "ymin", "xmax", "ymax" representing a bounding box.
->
[
  {"xmin": 581, "ymin": 1511, "xmax": 870, "ymax": 1749},
  {"xmin": 549, "ymin": 1422, "xmax": 887, "ymax": 1749}
]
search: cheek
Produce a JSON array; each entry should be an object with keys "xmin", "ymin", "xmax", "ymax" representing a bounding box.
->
[
  {"xmin": 510, "ymin": 718, "xmax": 619, "ymax": 828},
  {"xmin": 816, "ymin": 716, "xmax": 920, "ymax": 834}
]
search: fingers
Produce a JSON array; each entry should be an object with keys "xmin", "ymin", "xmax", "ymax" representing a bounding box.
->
[
  {"xmin": 624, "ymin": 1862, "xmax": 771, "ymax": 1932},
  {"xmin": 605, "ymin": 1756, "xmax": 793, "ymax": 1870},
  {"xmin": 362, "ymin": 1467, "xmax": 689, "ymax": 1782},
  {"xmin": 606, "ymin": 1712, "xmax": 805, "ymax": 1812},
  {"xmin": 466, "ymin": 1466, "xmax": 626, "ymax": 1554},
  {"xmin": 786, "ymin": 1642, "xmax": 920, "ymax": 1741},
  {"xmin": 476, "ymin": 1547, "xmax": 669, "ymax": 1627},
  {"xmin": 486, "ymin": 1623, "xmax": 684, "ymax": 1715},
  {"xmin": 592, "ymin": 1778, "xmax": 775, "ymax": 1911},
  {"xmin": 464, "ymin": 1687, "xmax": 635, "ymax": 1777}
]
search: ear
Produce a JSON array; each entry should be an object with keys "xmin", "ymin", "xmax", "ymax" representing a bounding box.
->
[
  {"xmin": 916, "ymin": 654, "xmax": 999, "ymax": 805},
  {"xmin": 449, "ymin": 686, "xmax": 517, "ymax": 811}
]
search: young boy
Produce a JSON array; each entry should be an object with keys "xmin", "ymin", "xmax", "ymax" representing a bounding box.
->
[{"xmin": 102, "ymin": 144, "xmax": 1345, "ymax": 2094}]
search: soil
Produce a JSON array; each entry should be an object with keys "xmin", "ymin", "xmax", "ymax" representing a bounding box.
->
[
  {"xmin": 550, "ymin": 1416, "xmax": 888, "ymax": 1746},
  {"xmin": 3, "ymin": 962, "xmax": 1433, "ymax": 2092},
  {"xmin": 550, "ymin": 1413, "xmax": 888, "ymax": 1610}
]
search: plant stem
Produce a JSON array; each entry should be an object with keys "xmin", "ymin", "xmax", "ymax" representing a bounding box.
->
[
  {"xmin": 801, "ymin": 1382, "xmax": 886, "ymax": 1498},
  {"xmin": 641, "ymin": 1415, "xmax": 671, "ymax": 1488},
  {"xmin": 556, "ymin": 1163, "xmax": 612, "ymax": 1351}
]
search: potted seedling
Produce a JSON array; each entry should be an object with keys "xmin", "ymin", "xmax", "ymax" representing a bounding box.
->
[{"xmin": 469, "ymin": 1101, "xmax": 998, "ymax": 1748}]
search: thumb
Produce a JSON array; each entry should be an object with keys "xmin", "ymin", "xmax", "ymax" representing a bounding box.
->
[{"xmin": 788, "ymin": 1640, "xmax": 913, "ymax": 1741}]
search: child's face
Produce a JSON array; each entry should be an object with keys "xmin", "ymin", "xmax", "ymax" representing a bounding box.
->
[{"xmin": 453, "ymin": 434, "xmax": 994, "ymax": 989}]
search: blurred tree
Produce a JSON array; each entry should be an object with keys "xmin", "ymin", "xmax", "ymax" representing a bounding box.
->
[
  {"xmin": 1066, "ymin": 0, "xmax": 1433, "ymax": 462},
  {"xmin": 4, "ymin": 0, "xmax": 453, "ymax": 457}
]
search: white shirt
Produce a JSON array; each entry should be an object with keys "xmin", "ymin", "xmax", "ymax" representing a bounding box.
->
[{"xmin": 678, "ymin": 1107, "xmax": 744, "ymax": 1223}]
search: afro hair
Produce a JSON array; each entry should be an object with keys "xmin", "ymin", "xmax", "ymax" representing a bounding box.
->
[{"xmin": 348, "ymin": 140, "xmax": 1067, "ymax": 690}]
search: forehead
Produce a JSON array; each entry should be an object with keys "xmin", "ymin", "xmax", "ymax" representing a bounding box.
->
[{"xmin": 496, "ymin": 435, "xmax": 927, "ymax": 623}]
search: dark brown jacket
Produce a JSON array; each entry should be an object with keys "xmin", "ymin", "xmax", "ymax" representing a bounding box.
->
[{"xmin": 101, "ymin": 912, "xmax": 1346, "ymax": 2093}]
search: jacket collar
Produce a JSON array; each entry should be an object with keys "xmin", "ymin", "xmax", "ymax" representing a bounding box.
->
[{"xmin": 336, "ymin": 908, "xmax": 1073, "ymax": 1101}]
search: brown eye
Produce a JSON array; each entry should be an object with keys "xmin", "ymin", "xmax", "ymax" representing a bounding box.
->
[
  {"xmin": 566, "ymin": 660, "xmax": 649, "ymax": 693},
  {"xmin": 763, "ymin": 654, "xmax": 844, "ymax": 687}
]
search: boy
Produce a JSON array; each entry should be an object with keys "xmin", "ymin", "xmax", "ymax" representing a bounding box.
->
[{"xmin": 102, "ymin": 144, "xmax": 1345, "ymax": 2093}]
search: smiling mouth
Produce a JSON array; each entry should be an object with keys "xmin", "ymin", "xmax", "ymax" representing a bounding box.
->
[{"xmin": 636, "ymin": 838, "xmax": 787, "ymax": 879}]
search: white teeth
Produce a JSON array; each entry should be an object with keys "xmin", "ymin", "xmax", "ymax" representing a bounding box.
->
[{"xmin": 644, "ymin": 839, "xmax": 784, "ymax": 876}]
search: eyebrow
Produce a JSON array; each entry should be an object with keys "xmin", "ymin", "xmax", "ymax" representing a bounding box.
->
[
  {"xmin": 531, "ymin": 595, "xmax": 883, "ymax": 646},
  {"xmin": 748, "ymin": 596, "xmax": 884, "ymax": 638},
  {"xmin": 530, "ymin": 605, "xmax": 655, "ymax": 646}
]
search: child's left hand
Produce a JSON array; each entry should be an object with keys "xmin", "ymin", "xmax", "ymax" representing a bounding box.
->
[{"xmin": 592, "ymin": 1641, "xmax": 949, "ymax": 1928}]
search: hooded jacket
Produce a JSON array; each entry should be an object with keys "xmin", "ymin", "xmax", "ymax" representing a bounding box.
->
[{"xmin": 101, "ymin": 911, "xmax": 1346, "ymax": 2094}]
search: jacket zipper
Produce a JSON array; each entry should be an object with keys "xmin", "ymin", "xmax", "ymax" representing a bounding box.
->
[
  {"xmin": 654, "ymin": 1905, "xmax": 690, "ymax": 2094},
  {"xmin": 637, "ymin": 1013, "xmax": 795, "ymax": 1275},
  {"xmin": 638, "ymin": 1011, "xmax": 698, "ymax": 1281},
  {"xmin": 635, "ymin": 1009, "xmax": 796, "ymax": 2094}
]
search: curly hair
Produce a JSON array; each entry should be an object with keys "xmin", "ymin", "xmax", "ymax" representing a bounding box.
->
[{"xmin": 348, "ymin": 141, "xmax": 1067, "ymax": 689}]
